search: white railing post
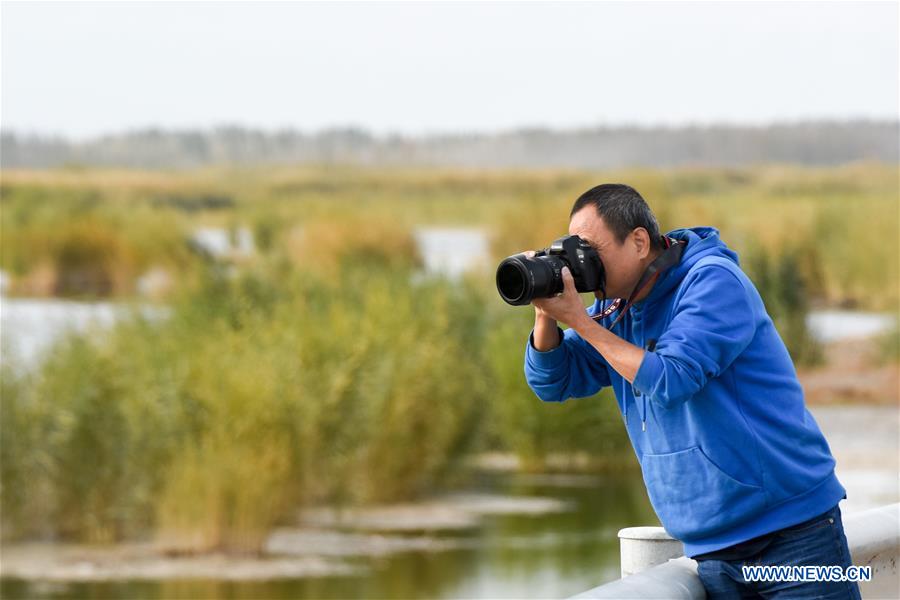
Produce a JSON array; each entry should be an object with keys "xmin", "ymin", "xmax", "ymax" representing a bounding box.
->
[
  {"xmin": 845, "ymin": 503, "xmax": 900, "ymax": 599},
  {"xmin": 618, "ymin": 526, "xmax": 685, "ymax": 577}
]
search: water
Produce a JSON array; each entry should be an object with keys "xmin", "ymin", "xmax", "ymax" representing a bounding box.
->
[
  {"xmin": 1, "ymin": 472, "xmax": 657, "ymax": 599},
  {"xmin": 184, "ymin": 225, "xmax": 487, "ymax": 278},
  {"xmin": 0, "ymin": 297, "xmax": 121, "ymax": 367},
  {"xmin": 413, "ymin": 227, "xmax": 491, "ymax": 278},
  {"xmin": 190, "ymin": 227, "xmax": 255, "ymax": 260},
  {"xmin": 0, "ymin": 297, "xmax": 167, "ymax": 369},
  {"xmin": 811, "ymin": 404, "xmax": 900, "ymax": 514},
  {"xmin": 806, "ymin": 310, "xmax": 897, "ymax": 343}
]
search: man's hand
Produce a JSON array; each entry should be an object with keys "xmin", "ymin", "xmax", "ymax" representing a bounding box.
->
[
  {"xmin": 536, "ymin": 266, "xmax": 646, "ymax": 383},
  {"xmin": 532, "ymin": 266, "xmax": 592, "ymax": 332},
  {"xmin": 524, "ymin": 251, "xmax": 562, "ymax": 351},
  {"xmin": 522, "ymin": 253, "xmax": 646, "ymax": 382}
]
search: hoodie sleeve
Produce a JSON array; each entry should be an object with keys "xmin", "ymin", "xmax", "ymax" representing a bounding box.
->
[
  {"xmin": 524, "ymin": 325, "xmax": 612, "ymax": 402},
  {"xmin": 632, "ymin": 263, "xmax": 759, "ymax": 409}
]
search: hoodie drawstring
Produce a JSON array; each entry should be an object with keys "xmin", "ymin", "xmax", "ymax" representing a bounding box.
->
[
  {"xmin": 620, "ymin": 309, "xmax": 649, "ymax": 432},
  {"xmin": 625, "ymin": 380, "xmax": 647, "ymax": 431}
]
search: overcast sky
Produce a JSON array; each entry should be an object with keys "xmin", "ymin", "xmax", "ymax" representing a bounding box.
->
[{"xmin": 2, "ymin": 1, "xmax": 898, "ymax": 140}]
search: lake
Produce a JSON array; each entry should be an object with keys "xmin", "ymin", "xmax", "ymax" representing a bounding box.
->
[{"xmin": 1, "ymin": 471, "xmax": 658, "ymax": 599}]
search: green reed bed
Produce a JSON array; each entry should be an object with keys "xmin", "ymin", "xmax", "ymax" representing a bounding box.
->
[
  {"xmin": 2, "ymin": 276, "xmax": 806, "ymax": 552},
  {"xmin": 0, "ymin": 226, "xmax": 637, "ymax": 552}
]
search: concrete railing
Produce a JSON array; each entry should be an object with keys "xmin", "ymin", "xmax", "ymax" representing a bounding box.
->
[{"xmin": 573, "ymin": 503, "xmax": 900, "ymax": 599}]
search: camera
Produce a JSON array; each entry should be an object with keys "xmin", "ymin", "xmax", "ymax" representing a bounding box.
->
[{"xmin": 496, "ymin": 235, "xmax": 606, "ymax": 305}]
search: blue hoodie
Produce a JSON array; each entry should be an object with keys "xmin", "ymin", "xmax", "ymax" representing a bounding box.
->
[{"xmin": 524, "ymin": 227, "xmax": 846, "ymax": 557}]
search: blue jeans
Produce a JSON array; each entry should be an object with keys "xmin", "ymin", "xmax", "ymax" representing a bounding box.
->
[{"xmin": 696, "ymin": 504, "xmax": 862, "ymax": 599}]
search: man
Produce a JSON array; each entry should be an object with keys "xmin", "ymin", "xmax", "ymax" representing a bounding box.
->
[{"xmin": 524, "ymin": 184, "xmax": 860, "ymax": 599}]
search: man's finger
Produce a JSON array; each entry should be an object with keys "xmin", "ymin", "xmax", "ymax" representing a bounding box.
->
[{"xmin": 561, "ymin": 266, "xmax": 576, "ymax": 291}]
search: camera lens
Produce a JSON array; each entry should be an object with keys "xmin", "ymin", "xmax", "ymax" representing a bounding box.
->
[
  {"xmin": 496, "ymin": 254, "xmax": 561, "ymax": 305},
  {"xmin": 497, "ymin": 261, "xmax": 528, "ymax": 304}
]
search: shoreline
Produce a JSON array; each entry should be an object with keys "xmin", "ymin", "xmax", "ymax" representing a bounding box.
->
[{"xmin": 3, "ymin": 405, "xmax": 897, "ymax": 584}]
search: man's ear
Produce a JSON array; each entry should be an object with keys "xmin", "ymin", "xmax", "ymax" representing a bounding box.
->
[{"xmin": 632, "ymin": 227, "xmax": 651, "ymax": 259}]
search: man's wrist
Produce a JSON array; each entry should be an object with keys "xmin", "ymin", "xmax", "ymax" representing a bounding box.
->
[
  {"xmin": 532, "ymin": 312, "xmax": 560, "ymax": 351},
  {"xmin": 532, "ymin": 323, "xmax": 562, "ymax": 351},
  {"xmin": 529, "ymin": 326, "xmax": 564, "ymax": 353},
  {"xmin": 570, "ymin": 312, "xmax": 596, "ymax": 336}
]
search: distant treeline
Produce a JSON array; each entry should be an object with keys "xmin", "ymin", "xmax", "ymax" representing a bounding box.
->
[{"xmin": 2, "ymin": 120, "xmax": 898, "ymax": 169}]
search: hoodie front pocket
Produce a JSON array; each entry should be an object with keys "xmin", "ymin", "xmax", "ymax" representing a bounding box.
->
[{"xmin": 640, "ymin": 446, "xmax": 767, "ymax": 540}]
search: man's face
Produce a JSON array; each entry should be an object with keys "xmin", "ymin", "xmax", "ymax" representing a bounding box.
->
[{"xmin": 568, "ymin": 207, "xmax": 649, "ymax": 300}]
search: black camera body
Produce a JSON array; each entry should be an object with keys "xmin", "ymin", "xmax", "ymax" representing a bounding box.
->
[{"xmin": 496, "ymin": 235, "xmax": 606, "ymax": 305}]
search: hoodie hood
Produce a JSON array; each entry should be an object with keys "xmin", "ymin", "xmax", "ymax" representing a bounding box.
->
[
  {"xmin": 624, "ymin": 227, "xmax": 739, "ymax": 435},
  {"xmin": 639, "ymin": 227, "xmax": 740, "ymax": 307}
]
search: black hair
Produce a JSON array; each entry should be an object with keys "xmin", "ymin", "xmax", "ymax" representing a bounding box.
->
[{"xmin": 570, "ymin": 183, "xmax": 664, "ymax": 251}]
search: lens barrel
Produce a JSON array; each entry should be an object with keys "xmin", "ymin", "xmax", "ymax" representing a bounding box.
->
[{"xmin": 496, "ymin": 254, "xmax": 563, "ymax": 305}]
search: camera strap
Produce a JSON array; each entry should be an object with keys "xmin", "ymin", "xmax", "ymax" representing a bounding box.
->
[{"xmin": 592, "ymin": 236, "xmax": 687, "ymax": 329}]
